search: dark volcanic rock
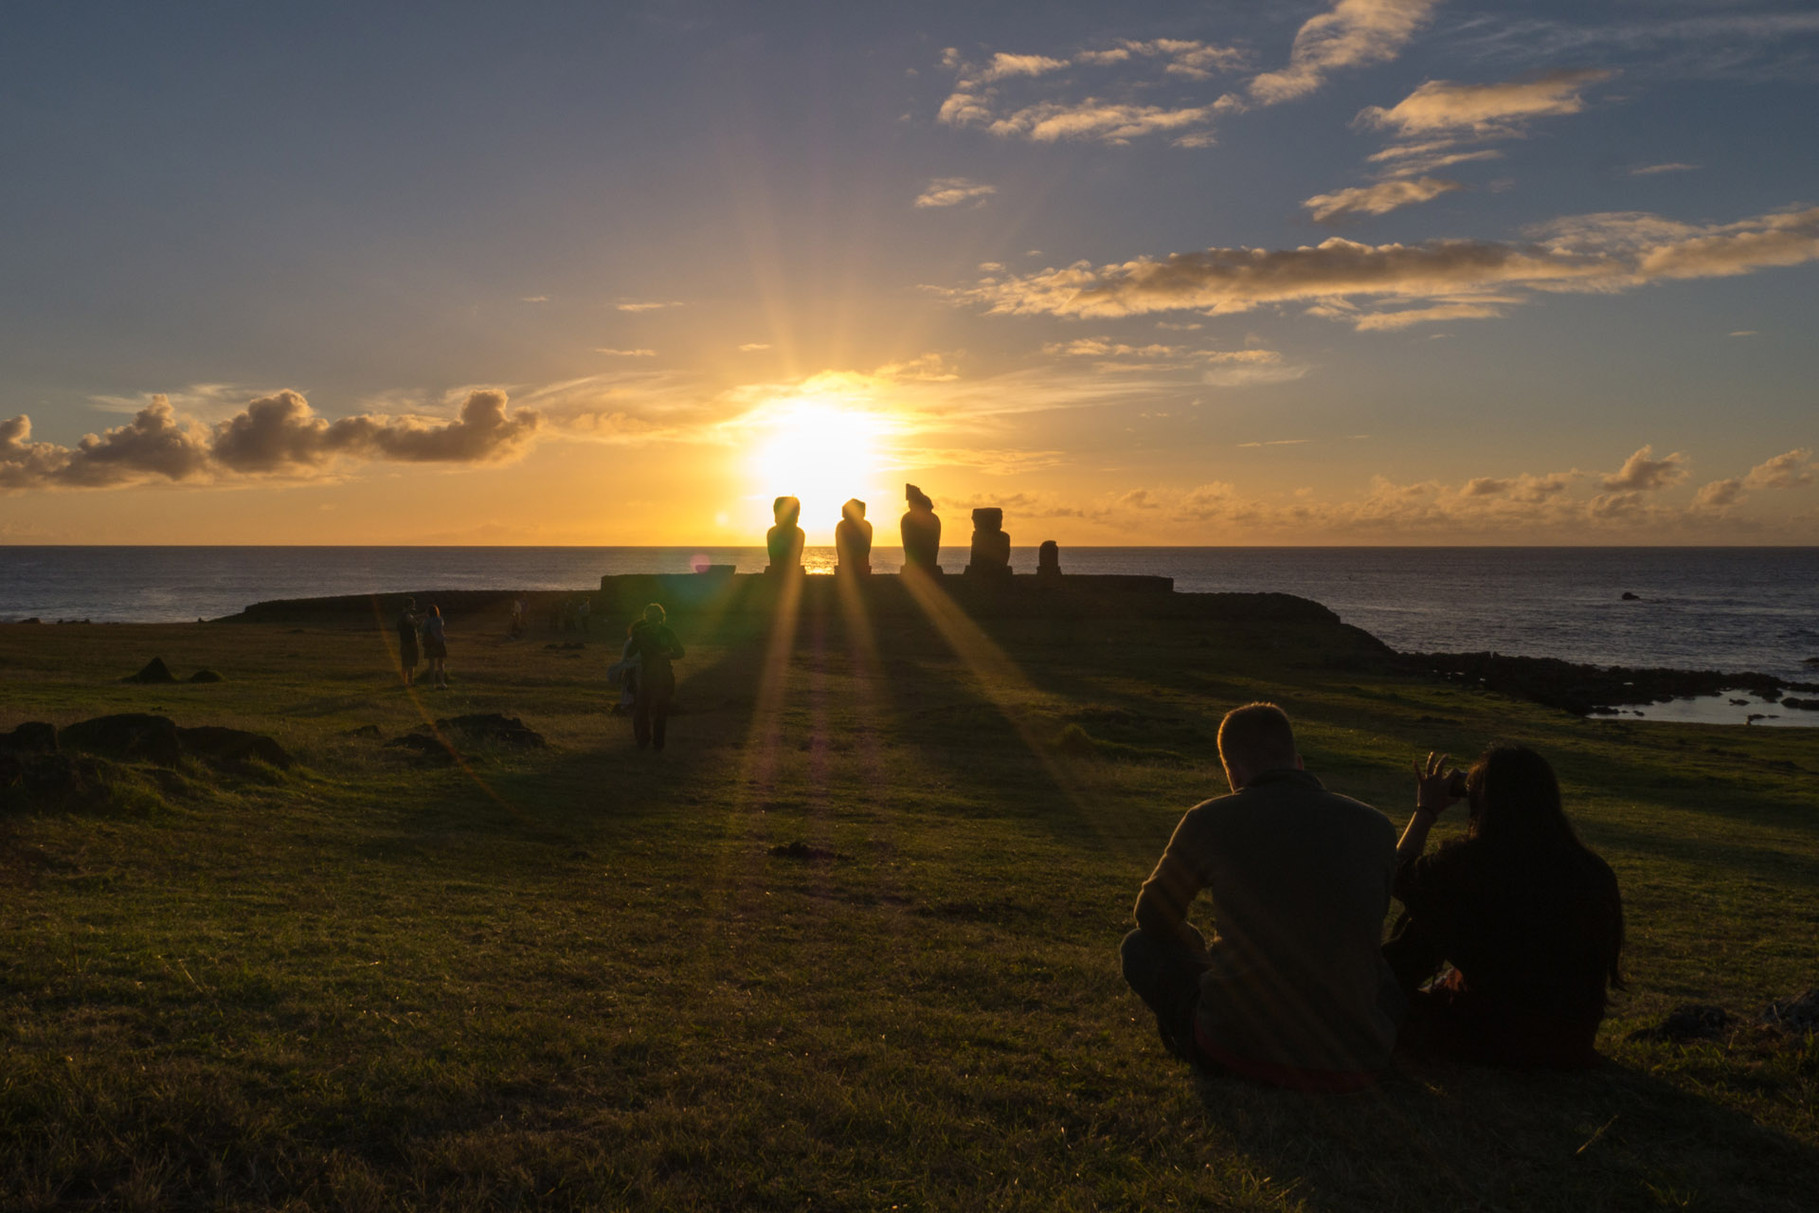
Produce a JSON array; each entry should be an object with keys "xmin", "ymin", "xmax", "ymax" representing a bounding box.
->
[
  {"xmin": 343, "ymin": 723, "xmax": 382, "ymax": 739},
  {"xmin": 385, "ymin": 733, "xmax": 459, "ymax": 763},
  {"xmin": 176, "ymin": 726, "xmax": 293, "ymax": 769},
  {"xmin": 1627, "ymin": 1004, "xmax": 1730, "ymax": 1043},
  {"xmin": 188, "ymin": 669, "xmax": 224, "ymax": 683},
  {"xmin": 125, "ymin": 657, "xmax": 179, "ymax": 685},
  {"xmin": 1782, "ymin": 697, "xmax": 1819, "ymax": 711},
  {"xmin": 60, "ymin": 714, "xmax": 183, "ymax": 765},
  {"xmin": 0, "ymin": 722, "xmax": 58, "ymax": 753},
  {"xmin": 1760, "ymin": 987, "xmax": 1819, "ymax": 1032},
  {"xmin": 1620, "ymin": 591, "xmax": 1641, "ymax": 601},
  {"xmin": 1405, "ymin": 650, "xmax": 1800, "ymax": 715},
  {"xmin": 770, "ymin": 840, "xmax": 837, "ymax": 861},
  {"xmin": 434, "ymin": 714, "xmax": 546, "ymax": 747}
]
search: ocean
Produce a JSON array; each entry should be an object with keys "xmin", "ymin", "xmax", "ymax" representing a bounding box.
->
[{"xmin": 3, "ymin": 546, "xmax": 1816, "ymax": 724}]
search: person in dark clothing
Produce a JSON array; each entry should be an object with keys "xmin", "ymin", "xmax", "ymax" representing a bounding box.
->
[
  {"xmin": 1385, "ymin": 745, "xmax": 1624, "ymax": 1068},
  {"xmin": 396, "ymin": 598, "xmax": 421, "ymax": 686},
  {"xmin": 1121, "ymin": 703, "xmax": 1404, "ymax": 1091},
  {"xmin": 627, "ymin": 602, "xmax": 684, "ymax": 750}
]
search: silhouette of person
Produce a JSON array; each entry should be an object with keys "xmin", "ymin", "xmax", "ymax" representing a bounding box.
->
[
  {"xmin": 421, "ymin": 604, "xmax": 449, "ymax": 690},
  {"xmin": 628, "ymin": 603, "xmax": 685, "ymax": 750},
  {"xmin": 836, "ymin": 498, "xmax": 873, "ymax": 575},
  {"xmin": 900, "ymin": 483, "xmax": 941, "ymax": 572},
  {"xmin": 767, "ymin": 496, "xmax": 805, "ymax": 573},
  {"xmin": 396, "ymin": 597, "xmax": 421, "ymax": 685}
]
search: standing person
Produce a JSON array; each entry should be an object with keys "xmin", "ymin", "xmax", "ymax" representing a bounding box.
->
[
  {"xmin": 396, "ymin": 597, "xmax": 421, "ymax": 686},
  {"xmin": 606, "ymin": 620, "xmax": 641, "ymax": 715},
  {"xmin": 510, "ymin": 597, "xmax": 526, "ymax": 639},
  {"xmin": 627, "ymin": 602, "xmax": 684, "ymax": 750},
  {"xmin": 1120, "ymin": 702, "xmax": 1403, "ymax": 1090},
  {"xmin": 421, "ymin": 603, "xmax": 449, "ymax": 690},
  {"xmin": 1385, "ymin": 746, "xmax": 1624, "ymax": 1068}
]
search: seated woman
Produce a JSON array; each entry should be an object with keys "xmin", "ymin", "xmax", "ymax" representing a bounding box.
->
[{"xmin": 1385, "ymin": 745, "xmax": 1623, "ymax": 1067}]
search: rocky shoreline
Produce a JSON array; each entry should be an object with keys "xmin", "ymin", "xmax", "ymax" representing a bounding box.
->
[{"xmin": 1404, "ymin": 650, "xmax": 1819, "ymax": 717}]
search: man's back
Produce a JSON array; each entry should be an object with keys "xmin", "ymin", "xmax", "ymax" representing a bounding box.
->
[{"xmin": 1139, "ymin": 768, "xmax": 1401, "ymax": 1074}]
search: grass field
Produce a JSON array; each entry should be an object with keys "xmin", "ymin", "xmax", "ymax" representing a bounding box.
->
[{"xmin": 1, "ymin": 587, "xmax": 1816, "ymax": 1211}]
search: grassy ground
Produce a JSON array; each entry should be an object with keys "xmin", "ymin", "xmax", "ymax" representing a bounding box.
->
[{"xmin": 0, "ymin": 590, "xmax": 1815, "ymax": 1211}]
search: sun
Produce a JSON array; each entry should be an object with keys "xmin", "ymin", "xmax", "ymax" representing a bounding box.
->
[{"xmin": 745, "ymin": 398, "xmax": 891, "ymax": 538}]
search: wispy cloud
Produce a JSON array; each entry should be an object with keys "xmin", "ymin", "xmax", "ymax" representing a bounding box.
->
[
  {"xmin": 615, "ymin": 300, "xmax": 684, "ymax": 312},
  {"xmin": 1357, "ymin": 68, "xmax": 1614, "ymax": 140},
  {"xmin": 937, "ymin": 37, "xmax": 1247, "ymax": 146},
  {"xmin": 1629, "ymin": 162, "xmax": 1699, "ymax": 177},
  {"xmin": 1304, "ymin": 176, "xmax": 1463, "ymax": 222},
  {"xmin": 595, "ymin": 348, "xmax": 656, "ymax": 357},
  {"xmin": 915, "ymin": 177, "xmax": 998, "ymax": 208},
  {"xmin": 1250, "ymin": 0, "xmax": 1443, "ymax": 104},
  {"xmin": 947, "ymin": 204, "xmax": 1819, "ymax": 329},
  {"xmin": 738, "ymin": 342, "xmax": 772, "ymax": 352}
]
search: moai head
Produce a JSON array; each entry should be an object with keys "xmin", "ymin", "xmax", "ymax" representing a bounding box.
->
[
  {"xmin": 971, "ymin": 507, "xmax": 1003, "ymax": 533},
  {"xmin": 773, "ymin": 496, "xmax": 802, "ymax": 527},
  {"xmin": 842, "ymin": 498, "xmax": 866, "ymax": 524}
]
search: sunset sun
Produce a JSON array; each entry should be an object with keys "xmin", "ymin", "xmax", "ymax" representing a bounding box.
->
[{"xmin": 745, "ymin": 398, "xmax": 892, "ymax": 535}]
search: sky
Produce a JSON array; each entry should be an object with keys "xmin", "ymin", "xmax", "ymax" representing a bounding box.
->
[{"xmin": 2, "ymin": 0, "xmax": 1816, "ymax": 546}]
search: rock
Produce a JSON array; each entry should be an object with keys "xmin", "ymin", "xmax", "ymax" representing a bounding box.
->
[
  {"xmin": 385, "ymin": 733, "xmax": 458, "ymax": 763},
  {"xmin": 1759, "ymin": 987, "xmax": 1819, "ymax": 1032},
  {"xmin": 0, "ymin": 722, "xmax": 58, "ymax": 753},
  {"xmin": 1729, "ymin": 698, "xmax": 1751, "ymax": 706},
  {"xmin": 1037, "ymin": 540, "xmax": 1061, "ymax": 581},
  {"xmin": 766, "ymin": 496, "xmax": 805, "ymax": 574},
  {"xmin": 544, "ymin": 642, "xmax": 587, "ymax": 650},
  {"xmin": 188, "ymin": 669, "xmax": 224, "ymax": 683},
  {"xmin": 1626, "ymin": 1003, "xmax": 1730, "ymax": 1043},
  {"xmin": 836, "ymin": 498, "xmax": 873, "ymax": 575},
  {"xmin": 175, "ymin": 726, "xmax": 293, "ymax": 770},
  {"xmin": 1782, "ymin": 697, "xmax": 1819, "ymax": 711},
  {"xmin": 964, "ymin": 507, "xmax": 1011, "ymax": 579},
  {"xmin": 900, "ymin": 483, "xmax": 942, "ymax": 572},
  {"xmin": 16, "ymin": 617, "xmax": 41, "ymax": 625},
  {"xmin": 434, "ymin": 714, "xmax": 546, "ymax": 747},
  {"xmin": 769, "ymin": 840, "xmax": 837, "ymax": 861},
  {"xmin": 343, "ymin": 724, "xmax": 382, "ymax": 739},
  {"xmin": 124, "ymin": 657, "xmax": 178, "ymax": 684},
  {"xmin": 1620, "ymin": 591, "xmax": 1641, "ymax": 601},
  {"xmin": 59, "ymin": 714, "xmax": 183, "ymax": 765}
]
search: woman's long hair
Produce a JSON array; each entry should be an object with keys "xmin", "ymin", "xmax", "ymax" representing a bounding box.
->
[{"xmin": 1466, "ymin": 743, "xmax": 1625, "ymax": 991}]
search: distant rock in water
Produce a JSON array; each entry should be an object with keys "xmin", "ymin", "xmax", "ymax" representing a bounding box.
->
[
  {"xmin": 125, "ymin": 657, "xmax": 178, "ymax": 684},
  {"xmin": 1804, "ymin": 657, "xmax": 1819, "ymax": 667},
  {"xmin": 1782, "ymin": 697, "xmax": 1819, "ymax": 711},
  {"xmin": 188, "ymin": 669, "xmax": 224, "ymax": 683},
  {"xmin": 1620, "ymin": 591, "xmax": 1641, "ymax": 601}
]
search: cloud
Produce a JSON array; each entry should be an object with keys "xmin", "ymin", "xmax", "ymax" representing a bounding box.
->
[
  {"xmin": 520, "ymin": 295, "xmax": 550, "ymax": 303},
  {"xmin": 936, "ymin": 38, "xmax": 1246, "ymax": 146},
  {"xmin": 1601, "ymin": 445, "xmax": 1688, "ymax": 491},
  {"xmin": 1303, "ymin": 176, "xmax": 1462, "ymax": 222},
  {"xmin": 1695, "ymin": 478, "xmax": 1743, "ymax": 509},
  {"xmin": 595, "ymin": 348, "xmax": 656, "ymax": 357},
  {"xmin": 915, "ymin": 177, "xmax": 998, "ymax": 208},
  {"xmin": 3, "ymin": 390, "xmax": 541, "ymax": 490},
  {"xmin": 1356, "ymin": 69, "xmax": 1615, "ymax": 140},
  {"xmin": 615, "ymin": 301, "xmax": 683, "ymax": 312},
  {"xmin": 1250, "ymin": 0, "xmax": 1443, "ymax": 105},
  {"xmin": 1745, "ymin": 448, "xmax": 1814, "ymax": 490},
  {"xmin": 949, "ymin": 204, "xmax": 1819, "ymax": 329},
  {"xmin": 1367, "ymin": 144, "xmax": 1503, "ymax": 178},
  {"xmin": 1348, "ymin": 301, "xmax": 1507, "ymax": 329},
  {"xmin": 1629, "ymin": 162, "xmax": 1698, "ymax": 177},
  {"xmin": 1728, "ymin": 330, "xmax": 1758, "ymax": 338},
  {"xmin": 738, "ymin": 342, "xmax": 772, "ymax": 352}
]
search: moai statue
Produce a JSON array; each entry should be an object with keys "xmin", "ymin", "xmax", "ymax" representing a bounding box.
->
[
  {"xmin": 836, "ymin": 498, "xmax": 873, "ymax": 575},
  {"xmin": 1037, "ymin": 540, "xmax": 1062, "ymax": 582},
  {"xmin": 766, "ymin": 496, "xmax": 805, "ymax": 573},
  {"xmin": 900, "ymin": 483, "xmax": 942, "ymax": 573},
  {"xmin": 965, "ymin": 507, "xmax": 1012, "ymax": 578}
]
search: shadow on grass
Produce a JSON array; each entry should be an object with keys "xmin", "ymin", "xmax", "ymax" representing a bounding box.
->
[{"xmin": 1193, "ymin": 1057, "xmax": 1819, "ymax": 1211}]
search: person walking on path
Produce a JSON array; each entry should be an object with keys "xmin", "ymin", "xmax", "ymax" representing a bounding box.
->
[
  {"xmin": 396, "ymin": 598, "xmax": 422, "ymax": 686},
  {"xmin": 1120, "ymin": 702, "xmax": 1404, "ymax": 1091},
  {"xmin": 421, "ymin": 603, "xmax": 450, "ymax": 690},
  {"xmin": 627, "ymin": 602, "xmax": 684, "ymax": 750}
]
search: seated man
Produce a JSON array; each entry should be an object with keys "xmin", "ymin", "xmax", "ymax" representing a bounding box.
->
[{"xmin": 1121, "ymin": 702, "xmax": 1404, "ymax": 1090}]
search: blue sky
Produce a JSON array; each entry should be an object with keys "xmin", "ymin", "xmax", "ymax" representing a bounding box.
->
[{"xmin": 2, "ymin": 1, "xmax": 1816, "ymax": 544}]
